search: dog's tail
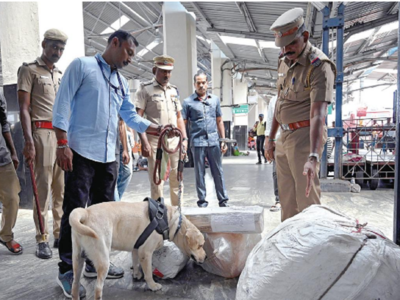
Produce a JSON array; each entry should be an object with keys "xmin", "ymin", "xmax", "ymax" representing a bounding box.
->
[{"xmin": 69, "ymin": 208, "xmax": 98, "ymax": 239}]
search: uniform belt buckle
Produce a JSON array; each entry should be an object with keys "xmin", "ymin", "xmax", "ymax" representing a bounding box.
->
[{"xmin": 281, "ymin": 124, "xmax": 291, "ymax": 131}]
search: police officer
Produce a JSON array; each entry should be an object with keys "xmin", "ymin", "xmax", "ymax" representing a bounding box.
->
[
  {"xmin": 18, "ymin": 29, "xmax": 68, "ymax": 259},
  {"xmin": 135, "ymin": 55, "xmax": 188, "ymax": 206},
  {"xmin": 266, "ymin": 8, "xmax": 336, "ymax": 221}
]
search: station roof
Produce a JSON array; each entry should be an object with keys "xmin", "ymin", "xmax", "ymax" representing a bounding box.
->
[{"xmin": 81, "ymin": 2, "xmax": 398, "ymax": 100}]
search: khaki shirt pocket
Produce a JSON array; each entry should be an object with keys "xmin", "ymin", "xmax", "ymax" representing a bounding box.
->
[
  {"xmin": 152, "ymin": 96, "xmax": 164, "ymax": 111},
  {"xmin": 37, "ymin": 77, "xmax": 54, "ymax": 95},
  {"xmin": 285, "ymin": 81, "xmax": 309, "ymax": 101}
]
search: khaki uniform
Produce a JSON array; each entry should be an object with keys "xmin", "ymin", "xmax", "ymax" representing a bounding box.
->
[
  {"xmin": 135, "ymin": 79, "xmax": 182, "ymax": 205},
  {"xmin": 0, "ymin": 163, "xmax": 21, "ymax": 243},
  {"xmin": 274, "ymin": 42, "xmax": 336, "ymax": 221},
  {"xmin": 17, "ymin": 57, "xmax": 64, "ymax": 242}
]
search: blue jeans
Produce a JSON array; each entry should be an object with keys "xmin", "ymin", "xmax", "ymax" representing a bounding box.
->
[
  {"xmin": 114, "ymin": 145, "xmax": 132, "ymax": 201},
  {"xmin": 191, "ymin": 146, "xmax": 229, "ymax": 206}
]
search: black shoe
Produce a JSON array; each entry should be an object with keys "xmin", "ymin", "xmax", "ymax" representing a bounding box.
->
[
  {"xmin": 265, "ymin": 160, "xmax": 268, "ymax": 164},
  {"xmin": 84, "ymin": 261, "xmax": 124, "ymax": 279},
  {"xmin": 53, "ymin": 238, "xmax": 59, "ymax": 249},
  {"xmin": 219, "ymin": 201, "xmax": 229, "ymax": 207},
  {"xmin": 197, "ymin": 201, "xmax": 208, "ymax": 208},
  {"xmin": 36, "ymin": 242, "xmax": 52, "ymax": 259},
  {"xmin": 256, "ymin": 161, "xmax": 262, "ymax": 165}
]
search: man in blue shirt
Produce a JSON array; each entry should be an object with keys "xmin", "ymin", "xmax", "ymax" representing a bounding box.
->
[
  {"xmin": 182, "ymin": 71, "xmax": 229, "ymax": 208},
  {"xmin": 52, "ymin": 30, "xmax": 162, "ymax": 298}
]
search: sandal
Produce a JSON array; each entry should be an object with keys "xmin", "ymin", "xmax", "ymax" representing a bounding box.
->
[
  {"xmin": 270, "ymin": 203, "xmax": 281, "ymax": 212},
  {"xmin": 0, "ymin": 239, "xmax": 23, "ymax": 255}
]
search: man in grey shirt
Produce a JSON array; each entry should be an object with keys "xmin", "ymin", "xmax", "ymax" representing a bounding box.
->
[{"xmin": 0, "ymin": 92, "xmax": 23, "ymax": 254}]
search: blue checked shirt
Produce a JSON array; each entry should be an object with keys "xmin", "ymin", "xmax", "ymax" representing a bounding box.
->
[
  {"xmin": 182, "ymin": 93, "xmax": 222, "ymax": 147},
  {"xmin": 53, "ymin": 53, "xmax": 151, "ymax": 163}
]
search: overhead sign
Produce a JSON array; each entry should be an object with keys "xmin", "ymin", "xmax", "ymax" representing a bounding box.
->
[{"xmin": 233, "ymin": 104, "xmax": 249, "ymax": 114}]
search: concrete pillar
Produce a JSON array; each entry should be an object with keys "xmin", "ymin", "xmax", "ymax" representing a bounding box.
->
[
  {"xmin": 0, "ymin": 2, "xmax": 84, "ymax": 207},
  {"xmin": 211, "ymin": 42, "xmax": 223, "ymax": 98},
  {"xmin": 163, "ymin": 2, "xmax": 197, "ymax": 101},
  {"xmin": 233, "ymin": 74, "xmax": 248, "ymax": 126}
]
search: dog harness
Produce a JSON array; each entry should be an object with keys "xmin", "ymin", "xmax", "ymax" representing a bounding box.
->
[{"xmin": 134, "ymin": 197, "xmax": 182, "ymax": 249}]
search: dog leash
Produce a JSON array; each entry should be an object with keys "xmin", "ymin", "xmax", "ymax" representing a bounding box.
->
[{"xmin": 153, "ymin": 125, "xmax": 188, "ymax": 212}]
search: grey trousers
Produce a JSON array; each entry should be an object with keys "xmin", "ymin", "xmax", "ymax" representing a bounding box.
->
[{"xmin": 191, "ymin": 146, "xmax": 229, "ymax": 206}]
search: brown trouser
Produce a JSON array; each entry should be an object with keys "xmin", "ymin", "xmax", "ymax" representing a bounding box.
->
[
  {"xmin": 146, "ymin": 135, "xmax": 183, "ymax": 206},
  {"xmin": 275, "ymin": 127, "xmax": 327, "ymax": 221},
  {"xmin": 32, "ymin": 129, "xmax": 64, "ymax": 242},
  {"xmin": 0, "ymin": 162, "xmax": 21, "ymax": 242}
]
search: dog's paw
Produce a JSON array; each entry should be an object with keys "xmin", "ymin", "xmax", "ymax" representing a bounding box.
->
[
  {"xmin": 132, "ymin": 270, "xmax": 143, "ymax": 280},
  {"xmin": 148, "ymin": 282, "xmax": 162, "ymax": 291}
]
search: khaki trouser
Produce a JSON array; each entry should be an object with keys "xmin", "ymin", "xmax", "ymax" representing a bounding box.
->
[
  {"xmin": 32, "ymin": 129, "xmax": 64, "ymax": 242},
  {"xmin": 275, "ymin": 127, "xmax": 327, "ymax": 221},
  {"xmin": 0, "ymin": 162, "xmax": 21, "ymax": 242},
  {"xmin": 146, "ymin": 135, "xmax": 183, "ymax": 206}
]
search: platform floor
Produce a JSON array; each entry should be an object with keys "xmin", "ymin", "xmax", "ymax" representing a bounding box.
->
[{"xmin": 0, "ymin": 151, "xmax": 395, "ymax": 299}]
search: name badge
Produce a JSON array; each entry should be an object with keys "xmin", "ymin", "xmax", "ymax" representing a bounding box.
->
[
  {"xmin": 152, "ymin": 94, "xmax": 162, "ymax": 97},
  {"xmin": 40, "ymin": 75, "xmax": 49, "ymax": 79},
  {"xmin": 278, "ymin": 73, "xmax": 285, "ymax": 77}
]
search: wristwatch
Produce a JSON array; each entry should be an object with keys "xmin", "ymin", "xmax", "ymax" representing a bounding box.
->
[{"xmin": 308, "ymin": 153, "xmax": 320, "ymax": 163}]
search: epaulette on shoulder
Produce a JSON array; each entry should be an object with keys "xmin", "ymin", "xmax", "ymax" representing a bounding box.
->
[
  {"xmin": 309, "ymin": 51, "xmax": 322, "ymax": 67},
  {"xmin": 22, "ymin": 60, "xmax": 37, "ymax": 67},
  {"xmin": 142, "ymin": 80, "xmax": 153, "ymax": 86}
]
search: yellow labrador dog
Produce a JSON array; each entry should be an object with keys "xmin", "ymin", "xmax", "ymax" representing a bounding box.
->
[{"xmin": 69, "ymin": 201, "xmax": 206, "ymax": 300}]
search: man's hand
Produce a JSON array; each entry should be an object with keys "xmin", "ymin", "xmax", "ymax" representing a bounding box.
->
[
  {"xmin": 303, "ymin": 157, "xmax": 317, "ymax": 197},
  {"xmin": 56, "ymin": 147, "xmax": 73, "ymax": 171},
  {"xmin": 266, "ymin": 140, "xmax": 276, "ymax": 162},
  {"xmin": 23, "ymin": 141, "xmax": 35, "ymax": 165},
  {"xmin": 122, "ymin": 150, "xmax": 130, "ymax": 165},
  {"xmin": 11, "ymin": 153, "xmax": 19, "ymax": 169},
  {"xmin": 141, "ymin": 141, "xmax": 152, "ymax": 158},
  {"xmin": 181, "ymin": 140, "xmax": 188, "ymax": 160},
  {"xmin": 221, "ymin": 142, "xmax": 228, "ymax": 154}
]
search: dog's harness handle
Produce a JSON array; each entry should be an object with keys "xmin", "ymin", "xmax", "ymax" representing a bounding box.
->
[{"xmin": 134, "ymin": 197, "xmax": 170, "ymax": 249}]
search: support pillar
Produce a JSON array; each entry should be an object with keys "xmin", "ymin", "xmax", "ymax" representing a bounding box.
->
[
  {"xmin": 0, "ymin": 2, "xmax": 84, "ymax": 207},
  {"xmin": 163, "ymin": 2, "xmax": 197, "ymax": 101},
  {"xmin": 321, "ymin": 4, "xmax": 345, "ymax": 179}
]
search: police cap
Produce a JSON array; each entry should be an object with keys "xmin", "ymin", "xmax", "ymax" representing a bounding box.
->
[{"xmin": 270, "ymin": 8, "xmax": 304, "ymax": 47}]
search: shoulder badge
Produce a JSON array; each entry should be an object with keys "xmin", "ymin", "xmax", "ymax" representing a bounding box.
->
[{"xmin": 309, "ymin": 52, "xmax": 321, "ymax": 67}]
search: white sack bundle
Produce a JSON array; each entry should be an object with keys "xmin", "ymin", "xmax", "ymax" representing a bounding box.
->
[
  {"xmin": 236, "ymin": 205, "xmax": 400, "ymax": 300},
  {"xmin": 152, "ymin": 240, "xmax": 189, "ymax": 279}
]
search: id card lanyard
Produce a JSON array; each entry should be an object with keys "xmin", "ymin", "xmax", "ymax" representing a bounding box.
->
[{"xmin": 95, "ymin": 56, "xmax": 126, "ymax": 98}]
